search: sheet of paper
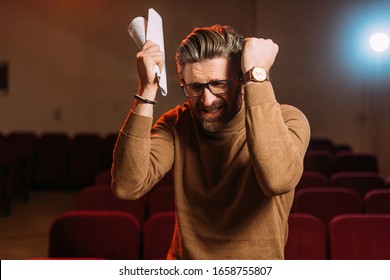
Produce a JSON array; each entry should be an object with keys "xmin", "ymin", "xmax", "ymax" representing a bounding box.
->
[{"xmin": 146, "ymin": 8, "xmax": 167, "ymax": 96}]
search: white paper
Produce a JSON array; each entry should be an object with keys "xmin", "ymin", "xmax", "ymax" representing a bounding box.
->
[{"xmin": 146, "ymin": 8, "xmax": 168, "ymax": 96}]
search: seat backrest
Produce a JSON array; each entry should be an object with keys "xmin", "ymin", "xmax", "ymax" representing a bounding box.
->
[
  {"xmin": 364, "ymin": 189, "xmax": 390, "ymax": 214},
  {"xmin": 69, "ymin": 134, "xmax": 103, "ymax": 187},
  {"xmin": 7, "ymin": 132, "xmax": 38, "ymax": 159},
  {"xmin": 307, "ymin": 138, "xmax": 333, "ymax": 153},
  {"xmin": 34, "ymin": 133, "xmax": 71, "ymax": 188},
  {"xmin": 75, "ymin": 185, "xmax": 148, "ymax": 225},
  {"xmin": 143, "ymin": 212, "xmax": 175, "ymax": 260},
  {"xmin": 285, "ymin": 213, "xmax": 327, "ymax": 260},
  {"xmin": 71, "ymin": 133, "xmax": 103, "ymax": 155},
  {"xmin": 334, "ymin": 151, "xmax": 378, "ymax": 172},
  {"xmin": 102, "ymin": 133, "xmax": 118, "ymax": 170},
  {"xmin": 333, "ymin": 144, "xmax": 352, "ymax": 154},
  {"xmin": 0, "ymin": 139, "xmax": 16, "ymax": 214},
  {"xmin": 293, "ymin": 187, "xmax": 362, "ymax": 225},
  {"xmin": 94, "ymin": 169, "xmax": 112, "ymax": 185},
  {"xmin": 304, "ymin": 150, "xmax": 335, "ymax": 177},
  {"xmin": 296, "ymin": 171, "xmax": 329, "ymax": 189},
  {"xmin": 329, "ymin": 214, "xmax": 390, "ymax": 259},
  {"xmin": 0, "ymin": 139, "xmax": 15, "ymax": 168},
  {"xmin": 38, "ymin": 133, "xmax": 70, "ymax": 155},
  {"xmin": 330, "ymin": 171, "xmax": 386, "ymax": 197},
  {"xmin": 148, "ymin": 186, "xmax": 175, "ymax": 217},
  {"xmin": 48, "ymin": 211, "xmax": 141, "ymax": 259}
]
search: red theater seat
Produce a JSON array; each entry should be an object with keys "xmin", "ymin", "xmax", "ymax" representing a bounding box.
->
[
  {"xmin": 334, "ymin": 151, "xmax": 378, "ymax": 173},
  {"xmin": 102, "ymin": 133, "xmax": 118, "ymax": 170},
  {"xmin": 48, "ymin": 211, "xmax": 141, "ymax": 259},
  {"xmin": 285, "ymin": 213, "xmax": 327, "ymax": 260},
  {"xmin": 296, "ymin": 171, "xmax": 329, "ymax": 189},
  {"xmin": 75, "ymin": 185, "xmax": 149, "ymax": 226},
  {"xmin": 94, "ymin": 169, "xmax": 111, "ymax": 185},
  {"xmin": 7, "ymin": 132, "xmax": 38, "ymax": 198},
  {"xmin": 304, "ymin": 150, "xmax": 335, "ymax": 177},
  {"xmin": 0, "ymin": 139, "xmax": 16, "ymax": 215},
  {"xmin": 330, "ymin": 171, "xmax": 386, "ymax": 197},
  {"xmin": 364, "ymin": 189, "xmax": 390, "ymax": 214},
  {"xmin": 293, "ymin": 187, "xmax": 362, "ymax": 225},
  {"xmin": 33, "ymin": 133, "xmax": 70, "ymax": 189},
  {"xmin": 148, "ymin": 186, "xmax": 175, "ymax": 216},
  {"xmin": 330, "ymin": 214, "xmax": 390, "ymax": 260},
  {"xmin": 143, "ymin": 212, "xmax": 175, "ymax": 260},
  {"xmin": 69, "ymin": 133, "xmax": 103, "ymax": 188}
]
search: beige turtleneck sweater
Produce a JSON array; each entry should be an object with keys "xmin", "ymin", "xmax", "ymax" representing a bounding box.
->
[{"xmin": 112, "ymin": 81, "xmax": 310, "ymax": 259}]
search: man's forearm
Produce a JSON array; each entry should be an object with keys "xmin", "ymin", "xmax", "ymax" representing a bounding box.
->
[
  {"xmin": 244, "ymin": 82, "xmax": 310, "ymax": 196},
  {"xmin": 111, "ymin": 110, "xmax": 154, "ymax": 200}
]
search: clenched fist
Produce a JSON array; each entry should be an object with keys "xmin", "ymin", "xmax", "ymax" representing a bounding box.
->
[{"xmin": 241, "ymin": 38, "xmax": 279, "ymax": 74}]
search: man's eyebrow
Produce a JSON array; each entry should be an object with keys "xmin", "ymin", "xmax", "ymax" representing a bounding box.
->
[{"xmin": 186, "ymin": 78, "xmax": 228, "ymax": 84}]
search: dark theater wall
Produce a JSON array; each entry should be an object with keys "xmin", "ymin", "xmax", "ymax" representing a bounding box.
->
[{"xmin": 0, "ymin": 0, "xmax": 389, "ymax": 176}]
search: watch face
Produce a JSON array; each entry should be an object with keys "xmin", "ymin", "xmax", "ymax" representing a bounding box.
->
[{"xmin": 252, "ymin": 67, "xmax": 267, "ymax": 81}]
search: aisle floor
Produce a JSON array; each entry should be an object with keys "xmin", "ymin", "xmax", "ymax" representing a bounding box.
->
[{"xmin": 0, "ymin": 191, "xmax": 76, "ymax": 260}]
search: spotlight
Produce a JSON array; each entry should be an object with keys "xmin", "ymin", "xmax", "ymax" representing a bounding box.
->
[{"xmin": 369, "ymin": 32, "xmax": 390, "ymax": 52}]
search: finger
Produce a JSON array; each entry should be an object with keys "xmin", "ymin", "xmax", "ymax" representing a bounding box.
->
[
  {"xmin": 136, "ymin": 50, "xmax": 163, "ymax": 85},
  {"xmin": 142, "ymin": 40, "xmax": 160, "ymax": 50}
]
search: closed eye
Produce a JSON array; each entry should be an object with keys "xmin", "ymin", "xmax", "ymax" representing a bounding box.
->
[
  {"xmin": 209, "ymin": 81, "xmax": 229, "ymax": 88},
  {"xmin": 188, "ymin": 84, "xmax": 204, "ymax": 91}
]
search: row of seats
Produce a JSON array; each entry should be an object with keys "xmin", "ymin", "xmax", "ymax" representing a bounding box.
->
[
  {"xmin": 48, "ymin": 211, "xmax": 175, "ymax": 260},
  {"xmin": 98, "ymin": 169, "xmax": 390, "ymax": 198},
  {"xmin": 290, "ymin": 138, "xmax": 389, "ymax": 260},
  {"xmin": 0, "ymin": 132, "xmax": 380, "ymax": 193},
  {"xmin": 0, "ymin": 132, "xmax": 118, "ymax": 214},
  {"xmin": 69, "ymin": 181, "xmax": 390, "ymax": 260},
  {"xmin": 304, "ymin": 150, "xmax": 379, "ymax": 177},
  {"xmin": 307, "ymin": 138, "xmax": 352, "ymax": 154},
  {"xmin": 46, "ymin": 166, "xmax": 172, "ymax": 260},
  {"xmin": 79, "ymin": 175, "xmax": 390, "ymax": 228},
  {"xmin": 292, "ymin": 187, "xmax": 390, "ymax": 225},
  {"xmin": 47, "ymin": 210, "xmax": 390, "ymax": 260},
  {"xmin": 0, "ymin": 132, "xmax": 385, "ymax": 205},
  {"xmin": 0, "ymin": 131, "xmax": 119, "ymax": 188},
  {"xmin": 75, "ymin": 184, "xmax": 174, "ymax": 226},
  {"xmin": 286, "ymin": 213, "xmax": 390, "ymax": 260},
  {"xmin": 297, "ymin": 170, "xmax": 389, "ymax": 196}
]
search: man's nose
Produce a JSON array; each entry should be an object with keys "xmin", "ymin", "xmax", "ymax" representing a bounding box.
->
[{"xmin": 200, "ymin": 87, "xmax": 217, "ymax": 107}]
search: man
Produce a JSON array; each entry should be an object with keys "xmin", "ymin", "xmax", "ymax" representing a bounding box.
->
[{"xmin": 112, "ymin": 24, "xmax": 310, "ymax": 259}]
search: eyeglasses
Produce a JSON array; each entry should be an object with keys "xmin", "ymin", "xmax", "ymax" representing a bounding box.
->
[{"xmin": 180, "ymin": 75, "xmax": 240, "ymax": 98}]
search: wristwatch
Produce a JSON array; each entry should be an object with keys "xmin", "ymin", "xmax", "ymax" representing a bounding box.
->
[{"xmin": 243, "ymin": 66, "xmax": 268, "ymax": 82}]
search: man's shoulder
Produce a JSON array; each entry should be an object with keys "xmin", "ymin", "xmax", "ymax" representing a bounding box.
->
[
  {"xmin": 162, "ymin": 102, "xmax": 191, "ymax": 122},
  {"xmin": 155, "ymin": 103, "xmax": 192, "ymax": 130},
  {"xmin": 280, "ymin": 104, "xmax": 306, "ymax": 118},
  {"xmin": 280, "ymin": 104, "xmax": 310, "ymax": 131}
]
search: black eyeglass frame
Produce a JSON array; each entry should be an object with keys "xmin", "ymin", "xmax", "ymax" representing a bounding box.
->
[{"xmin": 180, "ymin": 75, "xmax": 241, "ymax": 98}]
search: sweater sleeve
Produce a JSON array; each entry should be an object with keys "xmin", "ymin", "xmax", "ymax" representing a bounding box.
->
[
  {"xmin": 244, "ymin": 81, "xmax": 310, "ymax": 196},
  {"xmin": 111, "ymin": 110, "xmax": 174, "ymax": 200}
]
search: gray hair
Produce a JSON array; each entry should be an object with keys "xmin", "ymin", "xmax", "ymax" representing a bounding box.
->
[{"xmin": 176, "ymin": 24, "xmax": 243, "ymax": 83}]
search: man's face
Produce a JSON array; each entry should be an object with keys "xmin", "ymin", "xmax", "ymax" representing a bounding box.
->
[{"xmin": 182, "ymin": 57, "xmax": 243, "ymax": 133}]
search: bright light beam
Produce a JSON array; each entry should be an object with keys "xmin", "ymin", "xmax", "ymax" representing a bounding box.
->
[{"xmin": 369, "ymin": 32, "xmax": 390, "ymax": 52}]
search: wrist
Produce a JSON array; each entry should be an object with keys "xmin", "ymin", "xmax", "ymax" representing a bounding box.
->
[
  {"xmin": 134, "ymin": 94, "xmax": 157, "ymax": 105},
  {"xmin": 243, "ymin": 66, "xmax": 269, "ymax": 83},
  {"xmin": 138, "ymin": 85, "xmax": 158, "ymax": 99}
]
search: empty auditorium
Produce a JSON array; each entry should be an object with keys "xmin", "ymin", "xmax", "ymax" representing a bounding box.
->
[{"xmin": 1, "ymin": 0, "xmax": 390, "ymax": 266}]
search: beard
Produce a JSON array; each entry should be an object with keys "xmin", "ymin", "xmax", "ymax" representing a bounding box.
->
[
  {"xmin": 196, "ymin": 99, "xmax": 228, "ymax": 132},
  {"xmin": 195, "ymin": 98, "xmax": 232, "ymax": 133}
]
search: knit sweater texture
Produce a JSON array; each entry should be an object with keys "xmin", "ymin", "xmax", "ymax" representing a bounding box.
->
[{"xmin": 112, "ymin": 81, "xmax": 310, "ymax": 259}]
